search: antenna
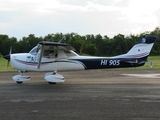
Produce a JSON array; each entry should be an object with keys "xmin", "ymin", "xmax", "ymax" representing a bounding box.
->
[{"xmin": 59, "ymin": 36, "xmax": 66, "ymax": 43}]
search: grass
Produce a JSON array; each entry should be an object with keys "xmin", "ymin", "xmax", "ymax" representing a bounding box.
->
[
  {"xmin": 0, "ymin": 57, "xmax": 16, "ymax": 72},
  {"xmin": 143, "ymin": 56, "xmax": 160, "ymax": 69},
  {"xmin": 0, "ymin": 56, "xmax": 160, "ymax": 72}
]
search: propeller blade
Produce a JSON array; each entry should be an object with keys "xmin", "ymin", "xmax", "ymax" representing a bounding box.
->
[
  {"xmin": 3, "ymin": 54, "xmax": 10, "ymax": 61},
  {"xmin": 7, "ymin": 58, "xmax": 10, "ymax": 67},
  {"xmin": 3, "ymin": 46, "xmax": 12, "ymax": 67},
  {"xmin": 9, "ymin": 46, "xmax": 12, "ymax": 55}
]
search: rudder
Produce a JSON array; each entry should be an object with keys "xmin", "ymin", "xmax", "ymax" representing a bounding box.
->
[{"xmin": 126, "ymin": 35, "xmax": 156, "ymax": 58}]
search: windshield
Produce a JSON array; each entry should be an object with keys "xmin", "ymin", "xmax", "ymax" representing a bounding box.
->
[
  {"xmin": 29, "ymin": 45, "xmax": 79, "ymax": 57},
  {"xmin": 29, "ymin": 46, "xmax": 37, "ymax": 55}
]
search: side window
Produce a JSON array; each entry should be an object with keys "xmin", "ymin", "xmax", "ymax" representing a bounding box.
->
[
  {"xmin": 43, "ymin": 50, "xmax": 50, "ymax": 56},
  {"xmin": 43, "ymin": 47, "xmax": 58, "ymax": 58},
  {"xmin": 64, "ymin": 50, "xmax": 79, "ymax": 57}
]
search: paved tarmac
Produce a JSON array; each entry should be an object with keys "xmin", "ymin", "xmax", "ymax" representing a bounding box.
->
[{"xmin": 0, "ymin": 69, "xmax": 160, "ymax": 120}]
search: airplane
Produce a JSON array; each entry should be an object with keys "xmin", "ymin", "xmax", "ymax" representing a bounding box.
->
[{"xmin": 3, "ymin": 35, "xmax": 156, "ymax": 84}]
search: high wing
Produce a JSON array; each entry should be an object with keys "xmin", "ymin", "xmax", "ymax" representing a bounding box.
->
[
  {"xmin": 38, "ymin": 41, "xmax": 75, "ymax": 51},
  {"xmin": 37, "ymin": 41, "xmax": 76, "ymax": 68}
]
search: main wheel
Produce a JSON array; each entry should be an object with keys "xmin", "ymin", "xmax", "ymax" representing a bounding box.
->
[
  {"xmin": 16, "ymin": 81, "xmax": 23, "ymax": 84},
  {"xmin": 48, "ymin": 82, "xmax": 56, "ymax": 84}
]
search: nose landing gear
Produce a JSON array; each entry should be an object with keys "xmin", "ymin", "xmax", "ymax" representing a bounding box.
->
[{"xmin": 12, "ymin": 70, "xmax": 30, "ymax": 84}]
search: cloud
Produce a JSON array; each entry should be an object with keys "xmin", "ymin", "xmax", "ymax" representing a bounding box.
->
[
  {"xmin": 122, "ymin": 0, "xmax": 160, "ymax": 34},
  {"xmin": 0, "ymin": 0, "xmax": 160, "ymax": 39}
]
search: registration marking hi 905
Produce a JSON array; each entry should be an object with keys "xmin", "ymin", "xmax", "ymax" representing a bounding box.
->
[{"xmin": 100, "ymin": 60, "xmax": 120, "ymax": 66}]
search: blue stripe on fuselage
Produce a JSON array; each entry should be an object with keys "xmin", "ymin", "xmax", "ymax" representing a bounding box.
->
[{"xmin": 70, "ymin": 57, "xmax": 147, "ymax": 69}]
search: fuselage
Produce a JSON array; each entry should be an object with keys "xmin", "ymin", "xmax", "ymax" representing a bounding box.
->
[{"xmin": 10, "ymin": 52, "xmax": 145, "ymax": 72}]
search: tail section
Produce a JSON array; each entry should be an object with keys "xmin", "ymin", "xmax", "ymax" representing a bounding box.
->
[
  {"xmin": 112, "ymin": 35, "xmax": 156, "ymax": 61},
  {"xmin": 126, "ymin": 35, "xmax": 156, "ymax": 58},
  {"xmin": 112, "ymin": 35, "xmax": 156, "ymax": 65}
]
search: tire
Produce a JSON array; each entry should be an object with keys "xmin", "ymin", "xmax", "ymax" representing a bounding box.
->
[
  {"xmin": 48, "ymin": 82, "xmax": 56, "ymax": 84},
  {"xmin": 16, "ymin": 81, "xmax": 23, "ymax": 84}
]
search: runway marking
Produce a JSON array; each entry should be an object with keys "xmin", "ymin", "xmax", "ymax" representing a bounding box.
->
[
  {"xmin": 32, "ymin": 110, "xmax": 39, "ymax": 113},
  {"xmin": 139, "ymin": 100, "xmax": 160, "ymax": 103},
  {"xmin": 121, "ymin": 74, "xmax": 160, "ymax": 78}
]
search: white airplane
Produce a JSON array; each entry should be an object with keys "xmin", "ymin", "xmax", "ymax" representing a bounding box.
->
[{"xmin": 3, "ymin": 35, "xmax": 156, "ymax": 84}]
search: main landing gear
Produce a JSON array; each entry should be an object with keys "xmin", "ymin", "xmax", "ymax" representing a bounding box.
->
[
  {"xmin": 12, "ymin": 70, "xmax": 65, "ymax": 84},
  {"xmin": 48, "ymin": 82, "xmax": 57, "ymax": 84},
  {"xmin": 44, "ymin": 71, "xmax": 65, "ymax": 84},
  {"xmin": 16, "ymin": 81, "xmax": 23, "ymax": 84}
]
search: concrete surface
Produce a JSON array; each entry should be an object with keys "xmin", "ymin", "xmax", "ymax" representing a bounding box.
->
[{"xmin": 0, "ymin": 69, "xmax": 160, "ymax": 120}]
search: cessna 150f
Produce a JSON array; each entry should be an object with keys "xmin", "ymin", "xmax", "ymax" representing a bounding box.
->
[{"xmin": 3, "ymin": 35, "xmax": 156, "ymax": 84}]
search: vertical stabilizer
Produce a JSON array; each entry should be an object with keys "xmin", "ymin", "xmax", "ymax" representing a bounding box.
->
[{"xmin": 126, "ymin": 35, "xmax": 156, "ymax": 58}]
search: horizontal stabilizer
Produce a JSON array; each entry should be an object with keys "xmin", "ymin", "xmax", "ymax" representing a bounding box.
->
[{"xmin": 124, "ymin": 59, "xmax": 147, "ymax": 64}]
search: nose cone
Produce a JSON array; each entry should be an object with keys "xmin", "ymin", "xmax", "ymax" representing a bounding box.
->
[{"xmin": 3, "ymin": 54, "xmax": 10, "ymax": 61}]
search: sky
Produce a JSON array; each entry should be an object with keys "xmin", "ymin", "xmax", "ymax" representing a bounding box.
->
[{"xmin": 0, "ymin": 0, "xmax": 160, "ymax": 39}]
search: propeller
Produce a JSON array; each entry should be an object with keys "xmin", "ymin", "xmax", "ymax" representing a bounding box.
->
[{"xmin": 3, "ymin": 46, "xmax": 12, "ymax": 67}]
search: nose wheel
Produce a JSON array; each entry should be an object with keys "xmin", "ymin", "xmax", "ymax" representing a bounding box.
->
[{"xmin": 12, "ymin": 70, "xmax": 30, "ymax": 84}]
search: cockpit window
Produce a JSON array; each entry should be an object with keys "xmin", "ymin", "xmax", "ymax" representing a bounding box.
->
[
  {"xmin": 64, "ymin": 50, "xmax": 79, "ymax": 57},
  {"xmin": 29, "ymin": 46, "xmax": 37, "ymax": 55},
  {"xmin": 43, "ymin": 46, "xmax": 58, "ymax": 58},
  {"xmin": 29, "ymin": 45, "xmax": 78, "ymax": 57}
]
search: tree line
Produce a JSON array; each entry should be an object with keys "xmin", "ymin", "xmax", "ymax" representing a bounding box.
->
[{"xmin": 0, "ymin": 27, "xmax": 160, "ymax": 57}]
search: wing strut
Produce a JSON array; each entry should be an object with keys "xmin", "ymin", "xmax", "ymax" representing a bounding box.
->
[{"xmin": 37, "ymin": 45, "xmax": 44, "ymax": 69}]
